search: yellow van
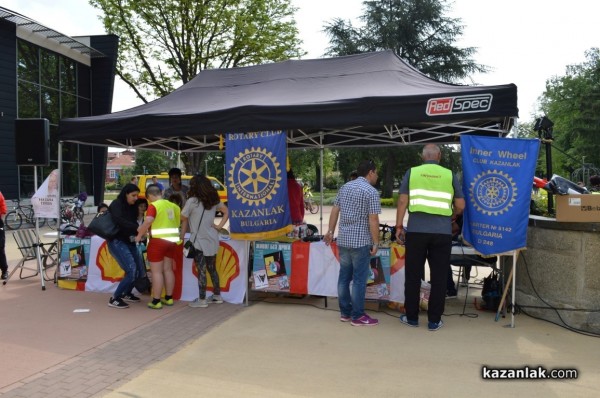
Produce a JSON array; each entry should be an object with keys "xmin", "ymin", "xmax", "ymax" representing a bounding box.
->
[{"xmin": 137, "ymin": 173, "xmax": 227, "ymax": 204}]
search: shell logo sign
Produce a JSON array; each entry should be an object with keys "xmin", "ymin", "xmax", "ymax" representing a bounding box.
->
[
  {"xmin": 191, "ymin": 242, "xmax": 240, "ymax": 292},
  {"xmin": 96, "ymin": 242, "xmax": 125, "ymax": 282},
  {"xmin": 390, "ymin": 244, "xmax": 405, "ymax": 274}
]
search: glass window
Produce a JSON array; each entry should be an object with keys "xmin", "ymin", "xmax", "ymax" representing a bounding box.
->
[
  {"xmin": 109, "ymin": 170, "xmax": 116, "ymax": 179},
  {"xmin": 79, "ymin": 163, "xmax": 93, "ymax": 195},
  {"xmin": 61, "ymin": 93, "xmax": 77, "ymax": 119},
  {"xmin": 40, "ymin": 50, "xmax": 59, "ymax": 89},
  {"xmin": 62, "ymin": 142, "xmax": 79, "ymax": 162},
  {"xmin": 41, "ymin": 87, "xmax": 60, "ymax": 124},
  {"xmin": 17, "ymin": 40, "xmax": 39, "ymax": 83},
  {"xmin": 61, "ymin": 163, "xmax": 79, "ymax": 197},
  {"xmin": 60, "ymin": 57, "xmax": 76, "ymax": 94},
  {"xmin": 17, "ymin": 81, "xmax": 40, "ymax": 118},
  {"xmin": 18, "ymin": 167, "xmax": 35, "ymax": 198}
]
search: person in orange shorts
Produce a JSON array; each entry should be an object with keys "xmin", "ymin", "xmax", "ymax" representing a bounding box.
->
[{"xmin": 136, "ymin": 184, "xmax": 181, "ymax": 309}]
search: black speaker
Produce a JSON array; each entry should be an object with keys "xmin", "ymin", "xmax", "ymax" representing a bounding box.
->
[{"xmin": 14, "ymin": 118, "xmax": 50, "ymax": 166}]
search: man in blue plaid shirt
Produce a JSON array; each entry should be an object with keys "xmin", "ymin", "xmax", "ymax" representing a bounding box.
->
[{"xmin": 324, "ymin": 160, "xmax": 381, "ymax": 326}]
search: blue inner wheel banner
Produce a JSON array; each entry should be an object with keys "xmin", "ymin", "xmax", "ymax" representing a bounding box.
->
[{"xmin": 460, "ymin": 135, "xmax": 540, "ymax": 256}]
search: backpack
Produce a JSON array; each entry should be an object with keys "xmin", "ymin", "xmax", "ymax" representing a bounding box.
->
[{"xmin": 481, "ymin": 270, "xmax": 501, "ymax": 311}]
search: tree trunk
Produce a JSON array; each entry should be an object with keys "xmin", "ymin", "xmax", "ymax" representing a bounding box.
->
[{"xmin": 381, "ymin": 150, "xmax": 396, "ymax": 198}]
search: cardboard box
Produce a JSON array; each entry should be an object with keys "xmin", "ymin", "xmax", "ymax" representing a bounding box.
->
[{"xmin": 555, "ymin": 194, "xmax": 600, "ymax": 222}]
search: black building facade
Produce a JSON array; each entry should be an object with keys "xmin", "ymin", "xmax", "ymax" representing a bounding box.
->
[{"xmin": 0, "ymin": 7, "xmax": 118, "ymax": 204}]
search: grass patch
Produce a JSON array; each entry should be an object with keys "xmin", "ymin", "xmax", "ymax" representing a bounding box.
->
[{"xmin": 103, "ymin": 191, "xmax": 118, "ymax": 201}]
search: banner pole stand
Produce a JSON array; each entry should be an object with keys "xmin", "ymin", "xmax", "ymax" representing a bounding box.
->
[
  {"xmin": 33, "ymin": 165, "xmax": 46, "ymax": 291},
  {"xmin": 244, "ymin": 240, "xmax": 250, "ymax": 307},
  {"xmin": 35, "ymin": 219, "xmax": 46, "ymax": 291}
]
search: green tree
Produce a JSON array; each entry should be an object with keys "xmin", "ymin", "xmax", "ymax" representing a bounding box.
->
[
  {"xmin": 90, "ymin": 0, "xmax": 304, "ymax": 169},
  {"xmin": 288, "ymin": 149, "xmax": 336, "ymax": 191},
  {"xmin": 323, "ymin": 0, "xmax": 486, "ymax": 197},
  {"xmin": 539, "ymin": 48, "xmax": 600, "ymax": 182},
  {"xmin": 324, "ymin": 0, "xmax": 486, "ymax": 82},
  {"xmin": 134, "ymin": 150, "xmax": 172, "ymax": 175},
  {"xmin": 91, "ymin": 0, "xmax": 303, "ymax": 100}
]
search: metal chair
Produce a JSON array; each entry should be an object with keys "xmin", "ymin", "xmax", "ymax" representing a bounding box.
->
[{"xmin": 3, "ymin": 229, "xmax": 57, "ymax": 285}]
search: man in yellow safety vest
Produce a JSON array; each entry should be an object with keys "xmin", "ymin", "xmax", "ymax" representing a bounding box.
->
[{"xmin": 395, "ymin": 144, "xmax": 465, "ymax": 331}]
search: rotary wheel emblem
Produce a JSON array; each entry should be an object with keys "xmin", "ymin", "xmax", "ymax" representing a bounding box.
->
[
  {"xmin": 228, "ymin": 147, "xmax": 282, "ymax": 206},
  {"xmin": 469, "ymin": 169, "xmax": 517, "ymax": 216}
]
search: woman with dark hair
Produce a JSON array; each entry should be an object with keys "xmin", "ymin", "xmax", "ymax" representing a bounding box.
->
[
  {"xmin": 180, "ymin": 175, "xmax": 229, "ymax": 307},
  {"xmin": 107, "ymin": 183, "xmax": 144, "ymax": 309}
]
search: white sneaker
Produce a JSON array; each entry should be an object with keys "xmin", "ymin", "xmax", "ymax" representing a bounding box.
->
[
  {"xmin": 188, "ymin": 298, "xmax": 208, "ymax": 308},
  {"xmin": 208, "ymin": 294, "xmax": 224, "ymax": 304}
]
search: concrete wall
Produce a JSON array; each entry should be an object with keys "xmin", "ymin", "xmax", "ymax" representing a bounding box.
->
[{"xmin": 505, "ymin": 216, "xmax": 600, "ymax": 333}]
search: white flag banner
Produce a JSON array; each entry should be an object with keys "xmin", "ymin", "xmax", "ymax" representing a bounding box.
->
[{"xmin": 31, "ymin": 169, "xmax": 60, "ymax": 218}]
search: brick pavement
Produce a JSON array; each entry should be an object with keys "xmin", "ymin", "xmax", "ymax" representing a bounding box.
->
[{"xmin": 0, "ymin": 302, "xmax": 244, "ymax": 398}]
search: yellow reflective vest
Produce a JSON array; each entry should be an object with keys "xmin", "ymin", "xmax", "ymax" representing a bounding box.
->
[
  {"xmin": 150, "ymin": 199, "xmax": 181, "ymax": 242},
  {"xmin": 408, "ymin": 163, "xmax": 454, "ymax": 216}
]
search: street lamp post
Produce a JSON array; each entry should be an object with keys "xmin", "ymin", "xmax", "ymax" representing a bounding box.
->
[
  {"xmin": 204, "ymin": 159, "xmax": 208, "ymax": 175},
  {"xmin": 215, "ymin": 155, "xmax": 226, "ymax": 181}
]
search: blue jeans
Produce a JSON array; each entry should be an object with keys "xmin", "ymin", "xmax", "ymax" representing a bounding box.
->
[
  {"xmin": 107, "ymin": 239, "xmax": 143, "ymax": 299},
  {"xmin": 338, "ymin": 245, "xmax": 371, "ymax": 320}
]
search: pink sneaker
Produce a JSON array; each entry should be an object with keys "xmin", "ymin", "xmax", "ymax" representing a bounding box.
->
[
  {"xmin": 340, "ymin": 315, "xmax": 351, "ymax": 322},
  {"xmin": 351, "ymin": 314, "xmax": 379, "ymax": 326}
]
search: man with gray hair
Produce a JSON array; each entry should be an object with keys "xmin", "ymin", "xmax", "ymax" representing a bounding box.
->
[{"xmin": 395, "ymin": 144, "xmax": 465, "ymax": 331}]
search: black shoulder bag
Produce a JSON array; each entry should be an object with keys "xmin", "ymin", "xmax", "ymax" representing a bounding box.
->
[
  {"xmin": 184, "ymin": 208, "xmax": 205, "ymax": 258},
  {"xmin": 87, "ymin": 211, "xmax": 120, "ymax": 240}
]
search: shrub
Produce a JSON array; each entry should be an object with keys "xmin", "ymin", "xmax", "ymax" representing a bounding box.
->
[{"xmin": 380, "ymin": 198, "xmax": 395, "ymax": 207}]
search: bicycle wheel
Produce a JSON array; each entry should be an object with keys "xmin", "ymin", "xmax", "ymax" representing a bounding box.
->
[
  {"xmin": 4, "ymin": 211, "xmax": 23, "ymax": 230},
  {"xmin": 309, "ymin": 201, "xmax": 319, "ymax": 214},
  {"xmin": 35, "ymin": 216, "xmax": 47, "ymax": 228},
  {"xmin": 47, "ymin": 218, "xmax": 59, "ymax": 230}
]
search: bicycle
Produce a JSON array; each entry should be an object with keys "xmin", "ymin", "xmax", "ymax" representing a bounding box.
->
[
  {"xmin": 303, "ymin": 194, "xmax": 319, "ymax": 214},
  {"xmin": 4, "ymin": 199, "xmax": 46, "ymax": 230},
  {"xmin": 59, "ymin": 196, "xmax": 85, "ymax": 225}
]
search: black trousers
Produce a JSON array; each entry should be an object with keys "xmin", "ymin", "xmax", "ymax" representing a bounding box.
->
[
  {"xmin": 404, "ymin": 232, "xmax": 452, "ymax": 323},
  {"xmin": 0, "ymin": 218, "xmax": 7, "ymax": 272}
]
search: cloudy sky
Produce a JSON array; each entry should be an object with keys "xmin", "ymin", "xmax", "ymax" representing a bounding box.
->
[{"xmin": 3, "ymin": 0, "xmax": 599, "ymax": 123}]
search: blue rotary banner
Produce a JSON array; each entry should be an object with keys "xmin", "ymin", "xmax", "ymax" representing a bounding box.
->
[
  {"xmin": 226, "ymin": 131, "xmax": 292, "ymax": 240},
  {"xmin": 460, "ymin": 136, "xmax": 540, "ymax": 256}
]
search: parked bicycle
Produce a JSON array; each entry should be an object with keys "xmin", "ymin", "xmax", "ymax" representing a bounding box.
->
[
  {"xmin": 60, "ymin": 195, "xmax": 85, "ymax": 224},
  {"xmin": 303, "ymin": 193, "xmax": 319, "ymax": 214},
  {"xmin": 43, "ymin": 193, "xmax": 88, "ymax": 230},
  {"xmin": 4, "ymin": 199, "xmax": 46, "ymax": 230}
]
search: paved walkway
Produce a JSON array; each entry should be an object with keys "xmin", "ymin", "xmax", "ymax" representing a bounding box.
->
[{"xmin": 1, "ymin": 299, "xmax": 243, "ymax": 397}]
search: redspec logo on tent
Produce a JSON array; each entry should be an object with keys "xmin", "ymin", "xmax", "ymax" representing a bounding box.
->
[{"xmin": 426, "ymin": 94, "xmax": 493, "ymax": 116}]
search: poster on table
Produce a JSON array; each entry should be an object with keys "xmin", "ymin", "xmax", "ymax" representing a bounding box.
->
[
  {"xmin": 58, "ymin": 237, "xmax": 91, "ymax": 280},
  {"xmin": 31, "ymin": 169, "xmax": 60, "ymax": 218},
  {"xmin": 251, "ymin": 241, "xmax": 404, "ymax": 301},
  {"xmin": 225, "ymin": 130, "xmax": 292, "ymax": 240},
  {"xmin": 84, "ymin": 236, "xmax": 248, "ymax": 304},
  {"xmin": 460, "ymin": 136, "xmax": 540, "ymax": 256},
  {"xmin": 252, "ymin": 241, "xmax": 293, "ymax": 292}
]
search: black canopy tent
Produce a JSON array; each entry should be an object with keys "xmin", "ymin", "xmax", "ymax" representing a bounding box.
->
[{"xmin": 58, "ymin": 50, "xmax": 518, "ymax": 151}]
